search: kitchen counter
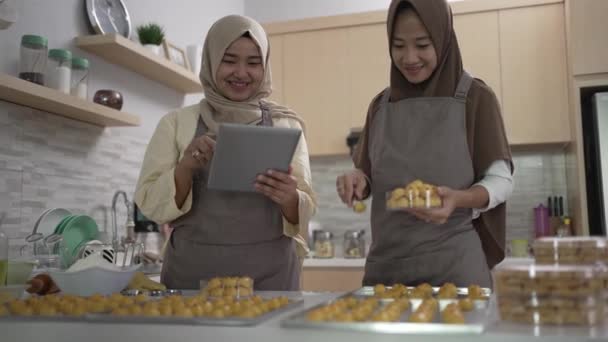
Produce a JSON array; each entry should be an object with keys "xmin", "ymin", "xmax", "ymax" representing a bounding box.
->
[{"xmin": 2, "ymin": 291, "xmax": 605, "ymax": 342}]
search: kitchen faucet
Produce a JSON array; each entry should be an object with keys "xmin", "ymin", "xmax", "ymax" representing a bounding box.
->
[{"xmin": 111, "ymin": 190, "xmax": 134, "ymax": 250}]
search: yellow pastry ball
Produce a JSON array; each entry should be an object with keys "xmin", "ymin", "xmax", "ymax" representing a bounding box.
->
[
  {"xmin": 207, "ymin": 277, "xmax": 222, "ymax": 289},
  {"xmin": 111, "ymin": 307, "xmax": 130, "ymax": 316},
  {"xmin": 413, "ymin": 197, "xmax": 426, "ymax": 208},
  {"xmin": 458, "ymin": 297, "xmax": 474, "ymax": 311},
  {"xmin": 224, "ymin": 277, "xmax": 238, "ymax": 287},
  {"xmin": 468, "ymin": 285, "xmax": 485, "ymax": 299},
  {"xmin": 374, "ymin": 284, "xmax": 386, "ymax": 295},
  {"xmin": 238, "ymin": 276, "xmax": 254, "ymax": 289},
  {"xmin": 173, "ymin": 306, "xmax": 194, "ymax": 318},
  {"xmin": 391, "ymin": 188, "xmax": 407, "ymax": 199},
  {"xmin": 429, "ymin": 195, "xmax": 442, "ymax": 208},
  {"xmin": 353, "ymin": 201, "xmax": 367, "ymax": 213},
  {"xmin": 409, "ymin": 310, "xmax": 432, "ymax": 323},
  {"xmin": 442, "ymin": 304, "xmax": 465, "ymax": 324}
]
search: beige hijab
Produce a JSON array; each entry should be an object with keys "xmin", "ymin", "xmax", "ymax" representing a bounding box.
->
[{"xmin": 199, "ymin": 15, "xmax": 304, "ymax": 133}]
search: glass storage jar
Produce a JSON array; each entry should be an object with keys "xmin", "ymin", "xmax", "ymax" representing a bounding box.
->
[
  {"xmin": 47, "ymin": 49, "xmax": 72, "ymax": 94},
  {"xmin": 313, "ymin": 230, "xmax": 334, "ymax": 258},
  {"xmin": 18, "ymin": 34, "xmax": 48, "ymax": 85},
  {"xmin": 343, "ymin": 230, "xmax": 365, "ymax": 258},
  {"xmin": 71, "ymin": 57, "xmax": 89, "ymax": 99}
]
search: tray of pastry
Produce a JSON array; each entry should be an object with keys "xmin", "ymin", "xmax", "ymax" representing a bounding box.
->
[
  {"xmin": 0, "ymin": 289, "xmax": 303, "ymax": 326},
  {"xmin": 281, "ymin": 283, "xmax": 491, "ymax": 334}
]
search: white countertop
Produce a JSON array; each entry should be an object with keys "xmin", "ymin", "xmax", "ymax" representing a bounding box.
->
[{"xmin": 2, "ymin": 291, "xmax": 604, "ymax": 342}]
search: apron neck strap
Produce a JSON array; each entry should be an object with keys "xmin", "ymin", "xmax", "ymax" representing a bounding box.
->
[{"xmin": 454, "ymin": 71, "xmax": 473, "ymax": 101}]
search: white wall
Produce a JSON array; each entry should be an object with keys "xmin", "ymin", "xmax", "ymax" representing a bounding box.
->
[
  {"xmin": 245, "ymin": 0, "xmax": 391, "ymax": 23},
  {"xmin": 0, "ymin": 0, "xmax": 244, "ymax": 136}
]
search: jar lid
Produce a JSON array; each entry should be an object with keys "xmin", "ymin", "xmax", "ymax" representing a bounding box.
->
[
  {"xmin": 344, "ymin": 230, "xmax": 364, "ymax": 239},
  {"xmin": 314, "ymin": 230, "xmax": 332, "ymax": 239},
  {"xmin": 72, "ymin": 57, "xmax": 89, "ymax": 70},
  {"xmin": 48, "ymin": 49, "xmax": 72, "ymax": 62},
  {"xmin": 21, "ymin": 34, "xmax": 48, "ymax": 49}
]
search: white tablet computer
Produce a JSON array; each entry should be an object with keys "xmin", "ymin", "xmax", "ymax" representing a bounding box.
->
[{"xmin": 207, "ymin": 123, "xmax": 302, "ymax": 192}]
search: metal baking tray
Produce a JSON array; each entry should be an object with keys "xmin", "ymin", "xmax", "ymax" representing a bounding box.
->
[
  {"xmin": 352, "ymin": 286, "xmax": 492, "ymax": 298},
  {"xmin": 281, "ymin": 287, "xmax": 491, "ymax": 334},
  {"xmin": 0, "ymin": 291, "xmax": 303, "ymax": 327}
]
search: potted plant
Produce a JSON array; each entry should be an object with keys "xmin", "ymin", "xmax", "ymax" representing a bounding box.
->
[{"xmin": 136, "ymin": 23, "xmax": 165, "ymax": 56}]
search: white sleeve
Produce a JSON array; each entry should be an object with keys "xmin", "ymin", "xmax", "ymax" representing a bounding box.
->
[{"xmin": 471, "ymin": 160, "xmax": 513, "ymax": 219}]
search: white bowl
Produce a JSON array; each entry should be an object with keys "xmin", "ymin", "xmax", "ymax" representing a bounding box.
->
[{"xmin": 48, "ymin": 264, "xmax": 141, "ymax": 296}]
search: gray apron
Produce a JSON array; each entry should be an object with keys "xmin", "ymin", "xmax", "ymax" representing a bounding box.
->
[
  {"xmin": 363, "ymin": 72, "xmax": 492, "ymax": 288},
  {"xmin": 161, "ymin": 108, "xmax": 300, "ymax": 290}
]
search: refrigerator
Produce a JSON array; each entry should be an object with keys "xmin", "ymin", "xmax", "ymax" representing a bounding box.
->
[{"xmin": 583, "ymin": 90, "xmax": 608, "ymax": 235}]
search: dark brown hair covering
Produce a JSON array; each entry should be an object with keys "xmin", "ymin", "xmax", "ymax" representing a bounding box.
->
[{"xmin": 354, "ymin": 0, "xmax": 514, "ymax": 268}]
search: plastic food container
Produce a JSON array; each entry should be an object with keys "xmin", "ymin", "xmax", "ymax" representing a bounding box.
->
[
  {"xmin": 199, "ymin": 276, "xmax": 255, "ymax": 298},
  {"xmin": 386, "ymin": 179, "xmax": 442, "ymax": 210},
  {"xmin": 494, "ymin": 263, "xmax": 604, "ymax": 325},
  {"xmin": 533, "ymin": 237, "xmax": 608, "ymax": 265}
]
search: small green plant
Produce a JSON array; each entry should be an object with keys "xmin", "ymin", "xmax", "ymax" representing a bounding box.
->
[{"xmin": 136, "ymin": 23, "xmax": 165, "ymax": 45}]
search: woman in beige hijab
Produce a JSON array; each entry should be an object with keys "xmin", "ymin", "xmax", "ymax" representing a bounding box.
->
[
  {"xmin": 135, "ymin": 15, "xmax": 315, "ymax": 290},
  {"xmin": 337, "ymin": 0, "xmax": 513, "ymax": 288}
]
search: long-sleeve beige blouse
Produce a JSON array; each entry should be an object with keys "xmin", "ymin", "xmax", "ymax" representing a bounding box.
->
[{"xmin": 134, "ymin": 104, "xmax": 316, "ymax": 257}]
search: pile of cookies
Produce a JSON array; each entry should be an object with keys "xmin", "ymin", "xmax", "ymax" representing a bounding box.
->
[
  {"xmin": 386, "ymin": 179, "xmax": 442, "ymax": 210},
  {"xmin": 494, "ymin": 264, "xmax": 603, "ymax": 325},
  {"xmin": 533, "ymin": 237, "xmax": 607, "ymax": 265},
  {"xmin": 200, "ymin": 276, "xmax": 254, "ymax": 298}
]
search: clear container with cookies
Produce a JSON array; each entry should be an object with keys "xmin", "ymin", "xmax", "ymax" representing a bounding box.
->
[
  {"xmin": 533, "ymin": 237, "xmax": 608, "ymax": 265},
  {"xmin": 199, "ymin": 276, "xmax": 254, "ymax": 298},
  {"xmin": 386, "ymin": 179, "xmax": 442, "ymax": 210},
  {"xmin": 494, "ymin": 263, "xmax": 604, "ymax": 325}
]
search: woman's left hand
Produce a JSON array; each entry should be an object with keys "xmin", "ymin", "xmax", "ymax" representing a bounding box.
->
[
  {"xmin": 406, "ymin": 186, "xmax": 458, "ymax": 225},
  {"xmin": 255, "ymin": 167, "xmax": 299, "ymax": 222}
]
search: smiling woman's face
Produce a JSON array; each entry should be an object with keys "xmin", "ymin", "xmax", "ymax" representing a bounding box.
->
[
  {"xmin": 391, "ymin": 9, "xmax": 438, "ymax": 84},
  {"xmin": 215, "ymin": 36, "xmax": 264, "ymax": 101}
]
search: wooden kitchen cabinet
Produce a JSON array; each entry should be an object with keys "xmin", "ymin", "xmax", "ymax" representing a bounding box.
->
[
  {"xmin": 301, "ymin": 267, "xmax": 364, "ymax": 291},
  {"xmin": 283, "ymin": 28, "xmax": 351, "ymax": 155},
  {"xmin": 569, "ymin": 0, "xmax": 608, "ymax": 76},
  {"xmin": 268, "ymin": 35, "xmax": 285, "ymax": 104},
  {"xmin": 498, "ymin": 3, "xmax": 570, "ymax": 145},
  {"xmin": 268, "ymin": 0, "xmax": 572, "ymax": 154},
  {"xmin": 453, "ymin": 11, "xmax": 502, "ymax": 105},
  {"xmin": 346, "ymin": 24, "xmax": 391, "ymax": 130}
]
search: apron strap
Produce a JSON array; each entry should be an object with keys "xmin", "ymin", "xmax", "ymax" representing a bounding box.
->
[
  {"xmin": 454, "ymin": 71, "xmax": 474, "ymax": 101},
  {"xmin": 259, "ymin": 102, "xmax": 274, "ymax": 127}
]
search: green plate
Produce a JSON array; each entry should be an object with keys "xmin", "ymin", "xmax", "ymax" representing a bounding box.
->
[
  {"xmin": 61, "ymin": 215, "xmax": 99, "ymax": 259},
  {"xmin": 54, "ymin": 215, "xmax": 76, "ymax": 235}
]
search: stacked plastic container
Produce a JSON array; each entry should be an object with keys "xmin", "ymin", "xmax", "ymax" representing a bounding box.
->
[{"xmin": 494, "ymin": 236, "xmax": 608, "ymax": 326}]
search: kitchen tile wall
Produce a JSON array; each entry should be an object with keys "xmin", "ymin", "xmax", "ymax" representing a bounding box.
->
[
  {"xmin": 310, "ymin": 150, "xmax": 569, "ymax": 255},
  {"xmin": 0, "ymin": 101, "xmax": 147, "ymax": 256}
]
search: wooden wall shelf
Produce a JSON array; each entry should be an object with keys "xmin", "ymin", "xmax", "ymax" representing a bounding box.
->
[
  {"xmin": 75, "ymin": 34, "xmax": 203, "ymax": 93},
  {"xmin": 0, "ymin": 73, "xmax": 140, "ymax": 127}
]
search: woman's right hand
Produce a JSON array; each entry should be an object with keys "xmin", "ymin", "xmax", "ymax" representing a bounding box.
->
[
  {"xmin": 179, "ymin": 135, "xmax": 216, "ymax": 173},
  {"xmin": 336, "ymin": 169, "xmax": 369, "ymax": 207}
]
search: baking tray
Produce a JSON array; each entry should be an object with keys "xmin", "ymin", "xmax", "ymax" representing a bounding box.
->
[
  {"xmin": 352, "ymin": 286, "xmax": 492, "ymax": 298},
  {"xmin": 281, "ymin": 287, "xmax": 491, "ymax": 334},
  {"xmin": 0, "ymin": 291, "xmax": 304, "ymax": 327}
]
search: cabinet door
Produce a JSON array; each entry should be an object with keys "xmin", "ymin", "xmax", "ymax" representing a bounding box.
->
[
  {"xmin": 570, "ymin": 0, "xmax": 608, "ymax": 76},
  {"xmin": 268, "ymin": 35, "xmax": 284, "ymax": 103},
  {"xmin": 283, "ymin": 28, "xmax": 350, "ymax": 155},
  {"xmin": 499, "ymin": 4, "xmax": 570, "ymax": 145},
  {"xmin": 346, "ymin": 24, "xmax": 391, "ymax": 129},
  {"xmin": 453, "ymin": 11, "xmax": 502, "ymax": 105}
]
